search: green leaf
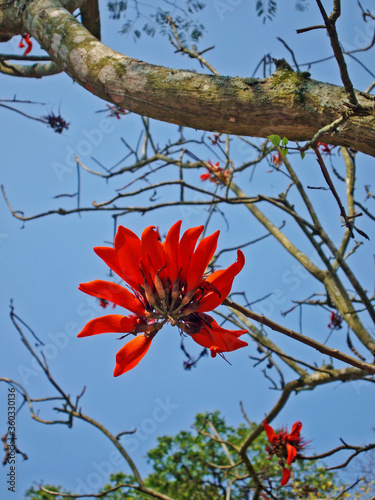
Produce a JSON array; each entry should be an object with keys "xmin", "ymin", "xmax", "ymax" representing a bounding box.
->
[
  {"xmin": 300, "ymin": 151, "xmax": 305, "ymax": 159},
  {"xmin": 280, "ymin": 148, "xmax": 288, "ymax": 156},
  {"xmin": 282, "ymin": 136, "xmax": 289, "ymax": 146},
  {"xmin": 267, "ymin": 134, "xmax": 281, "ymax": 147}
]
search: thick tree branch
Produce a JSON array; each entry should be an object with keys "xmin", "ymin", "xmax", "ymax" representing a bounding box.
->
[
  {"xmin": 80, "ymin": 0, "xmax": 100, "ymax": 40},
  {"xmin": 1, "ymin": 0, "xmax": 375, "ymax": 155}
]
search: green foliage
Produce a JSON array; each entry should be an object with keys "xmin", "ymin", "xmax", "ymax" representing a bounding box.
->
[
  {"xmin": 107, "ymin": 0, "xmax": 310, "ymax": 37},
  {"xmin": 25, "ymin": 412, "xmax": 365, "ymax": 499},
  {"xmin": 267, "ymin": 135, "xmax": 289, "ymax": 148},
  {"xmin": 256, "ymin": 0, "xmax": 309, "ymax": 22},
  {"xmin": 107, "ymin": 1, "xmax": 127, "ymax": 20},
  {"xmin": 267, "ymin": 134, "xmax": 281, "ymax": 146},
  {"xmin": 107, "ymin": 1, "xmax": 206, "ymax": 43},
  {"xmin": 295, "ymin": 0, "xmax": 309, "ymax": 13},
  {"xmin": 107, "ymin": 0, "xmax": 312, "ymax": 44},
  {"xmin": 256, "ymin": 0, "xmax": 277, "ymax": 23},
  {"xmin": 102, "ymin": 412, "xmax": 346, "ymax": 499},
  {"xmin": 25, "ymin": 484, "xmax": 74, "ymax": 499},
  {"xmin": 267, "ymin": 135, "xmax": 288, "ymax": 157}
]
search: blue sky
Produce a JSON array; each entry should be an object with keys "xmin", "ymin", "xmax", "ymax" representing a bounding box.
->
[{"xmin": 1, "ymin": 1, "xmax": 375, "ymax": 497}]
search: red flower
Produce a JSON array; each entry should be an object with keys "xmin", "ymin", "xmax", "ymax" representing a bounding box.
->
[
  {"xmin": 106, "ymin": 104, "xmax": 128, "ymax": 119},
  {"xmin": 272, "ymin": 151, "xmax": 283, "ymax": 167},
  {"xmin": 78, "ymin": 221, "xmax": 247, "ymax": 376},
  {"xmin": 328, "ymin": 311, "xmax": 342, "ymax": 330},
  {"xmin": 19, "ymin": 33, "xmax": 32, "ymax": 56},
  {"xmin": 318, "ymin": 142, "xmax": 333, "ymax": 155},
  {"xmin": 264, "ymin": 420, "xmax": 305, "ymax": 486},
  {"xmin": 200, "ymin": 161, "xmax": 232, "ymax": 184}
]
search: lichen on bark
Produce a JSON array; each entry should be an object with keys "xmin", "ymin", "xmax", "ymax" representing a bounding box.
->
[{"xmin": 1, "ymin": 0, "xmax": 375, "ymax": 156}]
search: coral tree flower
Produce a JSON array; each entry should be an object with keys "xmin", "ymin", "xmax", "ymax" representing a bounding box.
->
[
  {"xmin": 272, "ymin": 151, "xmax": 283, "ymax": 167},
  {"xmin": 318, "ymin": 142, "xmax": 333, "ymax": 155},
  {"xmin": 200, "ymin": 161, "xmax": 232, "ymax": 184},
  {"xmin": 328, "ymin": 311, "xmax": 342, "ymax": 330},
  {"xmin": 18, "ymin": 33, "xmax": 33, "ymax": 56},
  {"xmin": 78, "ymin": 221, "xmax": 247, "ymax": 376},
  {"xmin": 264, "ymin": 420, "xmax": 305, "ymax": 486}
]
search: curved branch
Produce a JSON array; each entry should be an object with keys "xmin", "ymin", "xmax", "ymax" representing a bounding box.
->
[
  {"xmin": 0, "ymin": 60, "xmax": 61, "ymax": 77},
  {"xmin": 41, "ymin": 483, "xmax": 176, "ymax": 499},
  {"xmin": 240, "ymin": 366, "xmax": 374, "ymax": 454},
  {"xmin": 240, "ymin": 379, "xmax": 302, "ymax": 453},
  {"xmin": 224, "ymin": 299, "xmax": 375, "ymax": 373},
  {"xmin": 3, "ymin": 304, "xmax": 175, "ymax": 500},
  {"xmin": 2, "ymin": 0, "xmax": 375, "ymax": 155}
]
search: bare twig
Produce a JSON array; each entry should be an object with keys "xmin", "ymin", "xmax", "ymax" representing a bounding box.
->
[
  {"xmin": 166, "ymin": 16, "xmax": 220, "ymax": 76},
  {"xmin": 315, "ymin": 0, "xmax": 358, "ymax": 106},
  {"xmin": 224, "ymin": 299, "xmax": 375, "ymax": 374},
  {"xmin": 313, "ymin": 145, "xmax": 369, "ymax": 240}
]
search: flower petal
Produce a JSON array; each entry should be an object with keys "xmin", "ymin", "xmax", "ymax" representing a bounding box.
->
[
  {"xmin": 288, "ymin": 421, "xmax": 302, "ymax": 440},
  {"xmin": 163, "ymin": 220, "xmax": 182, "ymax": 283},
  {"xmin": 185, "ymin": 230, "xmax": 220, "ymax": 292},
  {"xmin": 178, "ymin": 225, "xmax": 204, "ymax": 284},
  {"xmin": 198, "ymin": 250, "xmax": 245, "ymax": 312},
  {"xmin": 190, "ymin": 315, "xmax": 247, "ymax": 353},
  {"xmin": 263, "ymin": 420, "xmax": 277, "ymax": 444},
  {"xmin": 78, "ymin": 280, "xmax": 146, "ymax": 316},
  {"xmin": 114, "ymin": 226, "xmax": 143, "ymax": 289},
  {"xmin": 77, "ymin": 314, "xmax": 138, "ymax": 337},
  {"xmin": 286, "ymin": 443, "xmax": 297, "ymax": 466},
  {"xmin": 114, "ymin": 334, "xmax": 152, "ymax": 376},
  {"xmin": 280, "ymin": 467, "xmax": 291, "ymax": 486},
  {"xmin": 94, "ymin": 246, "xmax": 122, "ymax": 277},
  {"xmin": 141, "ymin": 226, "xmax": 167, "ymax": 283}
]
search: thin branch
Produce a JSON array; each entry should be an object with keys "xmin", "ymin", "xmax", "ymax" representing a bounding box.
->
[
  {"xmin": 296, "ymin": 24, "xmax": 326, "ymax": 34},
  {"xmin": 313, "ymin": 145, "xmax": 355, "ymax": 238},
  {"xmin": 276, "ymin": 37, "xmax": 300, "ymax": 71},
  {"xmin": 315, "ymin": 0, "xmax": 358, "ymax": 106},
  {"xmin": 3, "ymin": 306, "xmax": 175, "ymax": 500},
  {"xmin": 207, "ymin": 421, "xmax": 236, "ymax": 466},
  {"xmin": 0, "ymin": 102, "xmax": 47, "ymax": 124},
  {"xmin": 40, "ymin": 482, "xmax": 174, "ymax": 499},
  {"xmin": 224, "ymin": 299, "xmax": 375, "ymax": 374},
  {"xmin": 240, "ymin": 380, "xmax": 302, "ymax": 453},
  {"xmin": 166, "ymin": 16, "xmax": 220, "ymax": 76},
  {"xmin": 302, "ymin": 441, "xmax": 375, "ymax": 470}
]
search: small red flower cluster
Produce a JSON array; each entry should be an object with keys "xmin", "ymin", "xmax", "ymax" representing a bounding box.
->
[
  {"xmin": 18, "ymin": 34, "xmax": 33, "ymax": 56},
  {"xmin": 78, "ymin": 221, "xmax": 247, "ymax": 376},
  {"xmin": 328, "ymin": 311, "xmax": 342, "ymax": 330},
  {"xmin": 42, "ymin": 113, "xmax": 70, "ymax": 134},
  {"xmin": 200, "ymin": 161, "xmax": 232, "ymax": 184},
  {"xmin": 208, "ymin": 133, "xmax": 224, "ymax": 146},
  {"xmin": 264, "ymin": 420, "xmax": 305, "ymax": 486},
  {"xmin": 318, "ymin": 142, "xmax": 333, "ymax": 155},
  {"xmin": 106, "ymin": 104, "xmax": 127, "ymax": 119},
  {"xmin": 272, "ymin": 151, "xmax": 283, "ymax": 167}
]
